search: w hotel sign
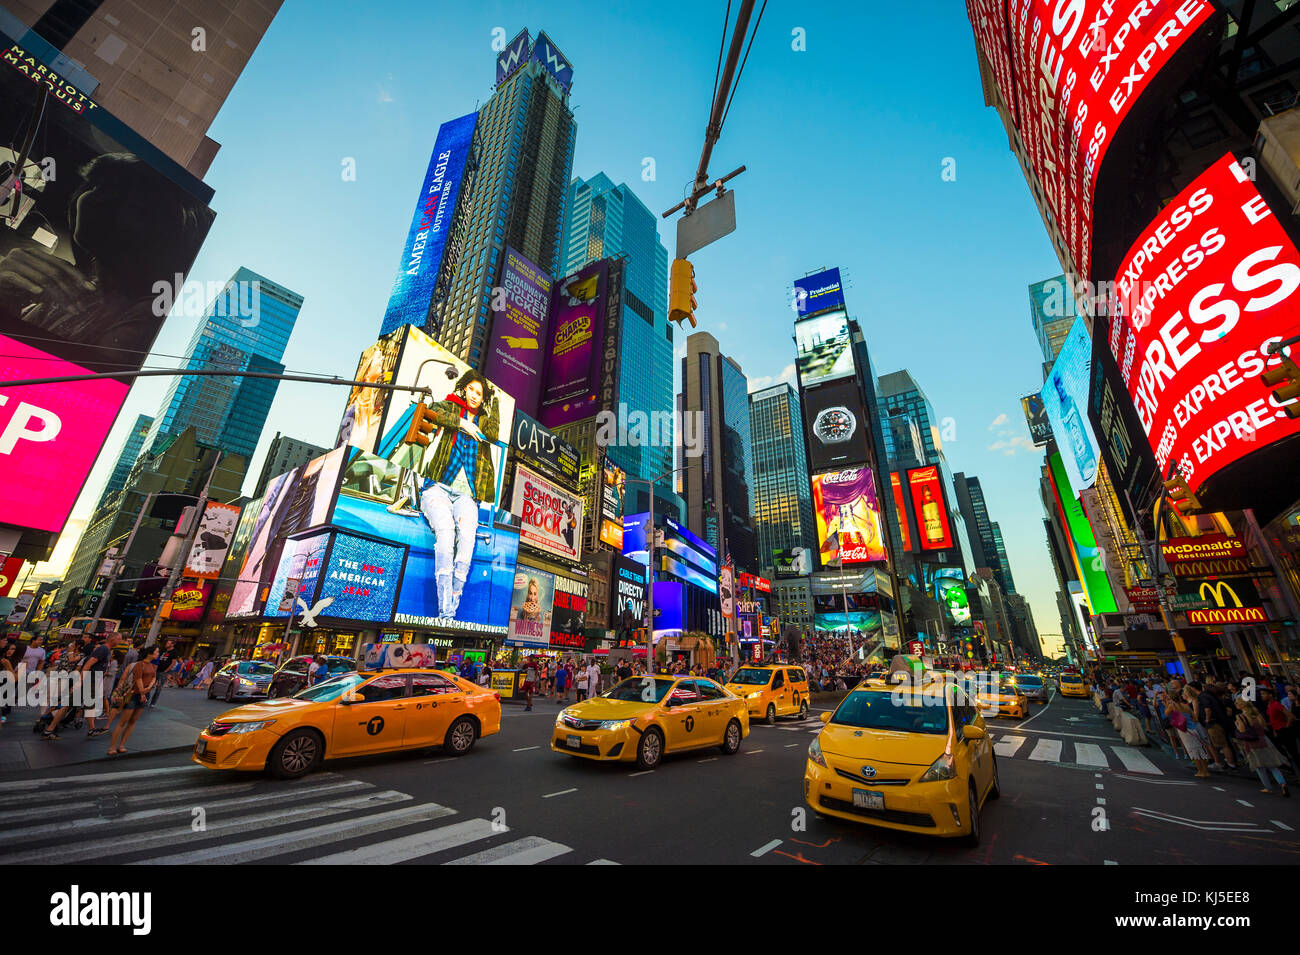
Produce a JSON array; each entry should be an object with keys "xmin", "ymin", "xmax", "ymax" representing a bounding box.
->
[{"xmin": 1184, "ymin": 579, "xmax": 1267, "ymax": 627}]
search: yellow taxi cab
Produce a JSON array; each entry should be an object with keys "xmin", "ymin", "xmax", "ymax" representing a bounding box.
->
[
  {"xmin": 1057, "ymin": 672, "xmax": 1090, "ymax": 698},
  {"xmin": 804, "ymin": 678, "xmax": 999, "ymax": 845},
  {"xmin": 552, "ymin": 675, "xmax": 750, "ymax": 769},
  {"xmin": 723, "ymin": 664, "xmax": 811, "ymax": 724},
  {"xmin": 192, "ymin": 668, "xmax": 501, "ymax": 778},
  {"xmin": 971, "ymin": 672, "xmax": 1028, "ymax": 719}
]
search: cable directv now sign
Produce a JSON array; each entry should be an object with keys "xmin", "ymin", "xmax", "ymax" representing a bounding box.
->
[{"xmin": 379, "ymin": 112, "xmax": 478, "ymax": 337}]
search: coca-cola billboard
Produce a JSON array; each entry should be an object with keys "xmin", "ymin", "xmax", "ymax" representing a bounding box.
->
[
  {"xmin": 966, "ymin": 0, "xmax": 1216, "ymax": 281},
  {"xmin": 1110, "ymin": 154, "xmax": 1300, "ymax": 494}
]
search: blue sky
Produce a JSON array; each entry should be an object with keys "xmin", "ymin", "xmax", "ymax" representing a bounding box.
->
[{"xmin": 50, "ymin": 0, "xmax": 1068, "ymax": 648}]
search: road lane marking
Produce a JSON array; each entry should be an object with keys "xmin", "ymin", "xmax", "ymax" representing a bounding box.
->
[
  {"xmin": 993, "ymin": 735, "xmax": 1026, "ymax": 757},
  {"xmin": 1213, "ymin": 786, "xmax": 1224, "ymax": 791},
  {"xmin": 751, "ymin": 839, "xmax": 782, "ymax": 857},
  {"xmin": 696, "ymin": 757, "xmax": 718, "ymax": 763},
  {"xmin": 299, "ymin": 818, "xmax": 501, "ymax": 865},
  {"xmin": 1073, "ymin": 743, "xmax": 1108, "ymax": 768},
  {"xmin": 1097, "ymin": 798, "xmax": 1106, "ymax": 805},
  {"xmin": 628, "ymin": 770, "xmax": 654, "ymax": 777},
  {"xmin": 1131, "ymin": 808, "xmax": 1270, "ymax": 833},
  {"xmin": 745, "ymin": 749, "xmax": 764, "ymax": 755},
  {"xmin": 1112, "ymin": 748, "xmax": 1162, "ymax": 775},
  {"xmin": 785, "ymin": 743, "xmax": 799, "ymax": 748},
  {"xmin": 1015, "ymin": 693, "xmax": 1053, "ymax": 729},
  {"xmin": 1096, "ymin": 783, "xmax": 1105, "ymax": 790},
  {"xmin": 1112, "ymin": 774, "xmax": 1194, "ymax": 786},
  {"xmin": 1237, "ymin": 799, "xmax": 1254, "ymax": 808},
  {"xmin": 1104, "ymin": 860, "xmax": 1118, "ymax": 865},
  {"xmin": 1274, "ymin": 820, "xmax": 1294, "ymax": 831},
  {"xmin": 444, "ymin": 836, "xmax": 571, "ymax": 865},
  {"xmin": 0, "ymin": 764, "xmax": 203, "ymax": 794},
  {"xmin": 513, "ymin": 746, "xmax": 540, "ymax": 752},
  {"xmin": 587, "ymin": 859, "xmax": 620, "ymax": 864},
  {"xmin": 1028, "ymin": 738, "xmax": 1062, "ymax": 763},
  {"xmin": 542, "ymin": 788, "xmax": 577, "ymax": 798}
]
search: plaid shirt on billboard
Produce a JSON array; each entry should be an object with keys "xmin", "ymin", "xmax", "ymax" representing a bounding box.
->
[{"xmin": 439, "ymin": 426, "xmax": 479, "ymax": 490}]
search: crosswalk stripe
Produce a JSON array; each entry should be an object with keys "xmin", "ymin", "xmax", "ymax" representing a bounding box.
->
[
  {"xmin": 443, "ymin": 835, "xmax": 571, "ymax": 865},
  {"xmin": 299, "ymin": 818, "xmax": 502, "ymax": 865},
  {"xmin": 994, "ymin": 735, "xmax": 1027, "ymax": 756},
  {"xmin": 0, "ymin": 764, "xmax": 203, "ymax": 794},
  {"xmin": 1073, "ymin": 743, "xmax": 1109, "ymax": 768},
  {"xmin": 130, "ymin": 802, "xmax": 457, "ymax": 865},
  {"xmin": 1112, "ymin": 747, "xmax": 1162, "ymax": 775},
  {"xmin": 587, "ymin": 859, "xmax": 620, "ymax": 864},
  {"xmin": 0, "ymin": 778, "xmax": 372, "ymax": 849},
  {"xmin": 1028, "ymin": 738, "xmax": 1062, "ymax": 762},
  {"xmin": 0, "ymin": 790, "xmax": 412, "ymax": 865},
  {"xmin": 0, "ymin": 781, "xmax": 260, "ymax": 826}
]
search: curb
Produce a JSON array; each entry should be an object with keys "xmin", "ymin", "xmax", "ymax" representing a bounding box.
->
[{"xmin": 1, "ymin": 743, "xmax": 197, "ymax": 778}]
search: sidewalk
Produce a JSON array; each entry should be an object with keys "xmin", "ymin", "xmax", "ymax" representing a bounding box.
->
[{"xmin": 0, "ymin": 686, "xmax": 232, "ymax": 775}]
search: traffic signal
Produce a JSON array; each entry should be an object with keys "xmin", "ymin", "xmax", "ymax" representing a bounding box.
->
[
  {"xmin": 404, "ymin": 402, "xmax": 437, "ymax": 446},
  {"xmin": 1261, "ymin": 352, "xmax": 1300, "ymax": 418},
  {"xmin": 1163, "ymin": 470, "xmax": 1201, "ymax": 515},
  {"xmin": 669, "ymin": 257, "xmax": 697, "ymax": 327}
]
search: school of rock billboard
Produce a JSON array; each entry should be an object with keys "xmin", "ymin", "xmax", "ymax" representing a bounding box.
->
[
  {"xmin": 0, "ymin": 34, "xmax": 215, "ymax": 537},
  {"xmin": 965, "ymin": 0, "xmax": 1216, "ymax": 281},
  {"xmin": 511, "ymin": 463, "xmax": 583, "ymax": 563},
  {"xmin": 1109, "ymin": 154, "xmax": 1300, "ymax": 497}
]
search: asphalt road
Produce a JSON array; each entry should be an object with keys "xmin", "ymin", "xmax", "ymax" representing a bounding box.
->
[{"xmin": 4, "ymin": 690, "xmax": 1299, "ymax": 865}]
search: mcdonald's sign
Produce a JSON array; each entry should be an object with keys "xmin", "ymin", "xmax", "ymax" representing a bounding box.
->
[{"xmin": 1184, "ymin": 578, "xmax": 1267, "ymax": 627}]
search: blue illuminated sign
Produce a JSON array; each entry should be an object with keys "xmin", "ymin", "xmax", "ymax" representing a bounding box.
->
[{"xmin": 793, "ymin": 267, "xmax": 845, "ymax": 317}]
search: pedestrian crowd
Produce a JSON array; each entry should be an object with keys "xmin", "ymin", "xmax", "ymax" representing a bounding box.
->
[{"xmin": 1090, "ymin": 668, "xmax": 1299, "ymax": 796}]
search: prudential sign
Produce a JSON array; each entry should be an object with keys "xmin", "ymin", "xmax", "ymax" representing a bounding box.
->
[{"xmin": 379, "ymin": 112, "xmax": 478, "ymax": 337}]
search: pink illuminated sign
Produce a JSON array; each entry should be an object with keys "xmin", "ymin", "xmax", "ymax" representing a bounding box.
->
[{"xmin": 0, "ymin": 335, "xmax": 128, "ymax": 533}]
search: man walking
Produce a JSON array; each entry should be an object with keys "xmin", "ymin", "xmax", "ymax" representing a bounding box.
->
[{"xmin": 150, "ymin": 639, "xmax": 178, "ymax": 707}]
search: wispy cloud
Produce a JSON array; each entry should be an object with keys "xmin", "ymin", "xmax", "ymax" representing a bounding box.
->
[
  {"xmin": 747, "ymin": 363, "xmax": 797, "ymax": 393},
  {"xmin": 987, "ymin": 413, "xmax": 1008, "ymax": 430}
]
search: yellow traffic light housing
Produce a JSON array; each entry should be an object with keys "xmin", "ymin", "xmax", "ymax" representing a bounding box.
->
[
  {"xmin": 669, "ymin": 257, "xmax": 697, "ymax": 327},
  {"xmin": 404, "ymin": 402, "xmax": 437, "ymax": 446},
  {"xmin": 1163, "ymin": 470, "xmax": 1201, "ymax": 516},
  {"xmin": 1261, "ymin": 352, "xmax": 1300, "ymax": 418}
]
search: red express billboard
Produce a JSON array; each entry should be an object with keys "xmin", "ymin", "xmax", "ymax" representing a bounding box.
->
[
  {"xmin": 907, "ymin": 466, "xmax": 955, "ymax": 552},
  {"xmin": 966, "ymin": 0, "xmax": 1215, "ymax": 281},
  {"xmin": 0, "ymin": 36, "xmax": 214, "ymax": 536},
  {"xmin": 1110, "ymin": 154, "xmax": 1300, "ymax": 490}
]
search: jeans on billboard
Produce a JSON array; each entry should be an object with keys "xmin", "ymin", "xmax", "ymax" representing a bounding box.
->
[{"xmin": 420, "ymin": 482, "xmax": 477, "ymax": 619}]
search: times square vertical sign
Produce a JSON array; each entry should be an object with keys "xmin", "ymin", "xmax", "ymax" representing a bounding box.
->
[{"xmin": 966, "ymin": 0, "xmax": 1215, "ymax": 282}]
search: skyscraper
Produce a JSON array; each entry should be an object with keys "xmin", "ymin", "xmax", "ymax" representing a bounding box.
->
[
  {"xmin": 426, "ymin": 32, "xmax": 577, "ymax": 365},
  {"xmin": 2, "ymin": 1, "xmax": 285, "ymax": 178},
  {"xmin": 561, "ymin": 173, "xmax": 673, "ymax": 491},
  {"xmin": 253, "ymin": 433, "xmax": 329, "ymax": 498},
  {"xmin": 680, "ymin": 332, "xmax": 756, "ymax": 572},
  {"xmin": 1028, "ymin": 275, "xmax": 1075, "ymax": 368},
  {"xmin": 97, "ymin": 414, "xmax": 154, "ymax": 507},
  {"xmin": 952, "ymin": 472, "xmax": 1017, "ymax": 595},
  {"xmin": 748, "ymin": 383, "xmax": 815, "ymax": 572},
  {"xmin": 144, "ymin": 268, "xmax": 302, "ymax": 466}
]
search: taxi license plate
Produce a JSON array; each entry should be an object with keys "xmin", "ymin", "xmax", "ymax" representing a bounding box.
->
[
  {"xmin": 852, "ymin": 789, "xmax": 884, "ymax": 810},
  {"xmin": 566, "ymin": 734, "xmax": 581, "ymax": 749},
  {"xmin": 195, "ymin": 740, "xmax": 207, "ymax": 756}
]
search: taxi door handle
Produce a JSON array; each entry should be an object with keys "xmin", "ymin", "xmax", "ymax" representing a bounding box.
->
[{"xmin": 393, "ymin": 704, "xmax": 407, "ymax": 710}]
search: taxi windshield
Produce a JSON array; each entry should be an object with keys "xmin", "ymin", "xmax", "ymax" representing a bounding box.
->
[
  {"xmin": 604, "ymin": 678, "xmax": 675, "ymax": 703},
  {"xmin": 294, "ymin": 673, "xmax": 365, "ymax": 702},
  {"xmin": 1015, "ymin": 675, "xmax": 1043, "ymax": 686},
  {"xmin": 727, "ymin": 668, "xmax": 773, "ymax": 686},
  {"xmin": 830, "ymin": 690, "xmax": 949, "ymax": 735},
  {"xmin": 238, "ymin": 662, "xmax": 277, "ymax": 675},
  {"xmin": 1061, "ymin": 674, "xmax": 1083, "ymax": 683}
]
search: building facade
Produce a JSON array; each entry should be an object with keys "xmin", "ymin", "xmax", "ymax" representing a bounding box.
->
[
  {"xmin": 97, "ymin": 414, "xmax": 154, "ymax": 507},
  {"xmin": 748, "ymin": 383, "xmax": 815, "ymax": 577},
  {"xmin": 680, "ymin": 332, "xmax": 757, "ymax": 573},
  {"xmin": 428, "ymin": 40, "xmax": 577, "ymax": 365},
  {"xmin": 2, "ymin": 0, "xmax": 284, "ymax": 178},
  {"xmin": 252, "ymin": 433, "xmax": 329, "ymax": 498},
  {"xmin": 144, "ymin": 268, "xmax": 302, "ymax": 463}
]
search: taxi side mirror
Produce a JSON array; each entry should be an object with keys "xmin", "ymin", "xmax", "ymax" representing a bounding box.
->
[
  {"xmin": 975, "ymin": 701, "xmax": 993, "ymax": 711},
  {"xmin": 341, "ymin": 692, "xmax": 365, "ymax": 704},
  {"xmin": 819, "ymin": 711, "xmax": 831, "ymax": 723},
  {"xmin": 962, "ymin": 724, "xmax": 987, "ymax": 741}
]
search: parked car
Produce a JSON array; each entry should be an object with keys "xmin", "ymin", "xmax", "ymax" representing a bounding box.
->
[
  {"xmin": 268, "ymin": 655, "xmax": 357, "ymax": 698},
  {"xmin": 207, "ymin": 660, "xmax": 278, "ymax": 702}
]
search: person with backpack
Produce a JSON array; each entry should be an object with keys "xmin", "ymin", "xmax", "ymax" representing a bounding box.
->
[
  {"xmin": 1167, "ymin": 689, "xmax": 1211, "ymax": 778},
  {"xmin": 1236, "ymin": 700, "xmax": 1290, "ymax": 796}
]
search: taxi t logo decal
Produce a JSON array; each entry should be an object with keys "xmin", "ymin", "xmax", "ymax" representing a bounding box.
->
[
  {"xmin": 683, "ymin": 715, "xmax": 695, "ymax": 733},
  {"xmin": 365, "ymin": 716, "xmax": 385, "ymax": 736}
]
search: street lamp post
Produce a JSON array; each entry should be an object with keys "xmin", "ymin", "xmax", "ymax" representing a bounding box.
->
[{"xmin": 626, "ymin": 465, "xmax": 695, "ymax": 676}]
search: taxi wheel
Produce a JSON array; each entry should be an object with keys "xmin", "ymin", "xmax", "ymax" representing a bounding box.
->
[
  {"xmin": 988, "ymin": 754, "xmax": 1001, "ymax": 800},
  {"xmin": 445, "ymin": 716, "xmax": 478, "ymax": 756},
  {"xmin": 963, "ymin": 783, "xmax": 981, "ymax": 847},
  {"xmin": 636, "ymin": 727, "xmax": 664, "ymax": 770},
  {"xmin": 765, "ymin": 704, "xmax": 777, "ymax": 726},
  {"xmin": 719, "ymin": 719, "xmax": 742, "ymax": 755},
  {"xmin": 269, "ymin": 729, "xmax": 322, "ymax": 779},
  {"xmin": 798, "ymin": 702, "xmax": 809, "ymax": 721},
  {"xmin": 224, "ymin": 681, "xmax": 236, "ymax": 703},
  {"xmin": 206, "ymin": 684, "xmax": 215, "ymax": 700}
]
